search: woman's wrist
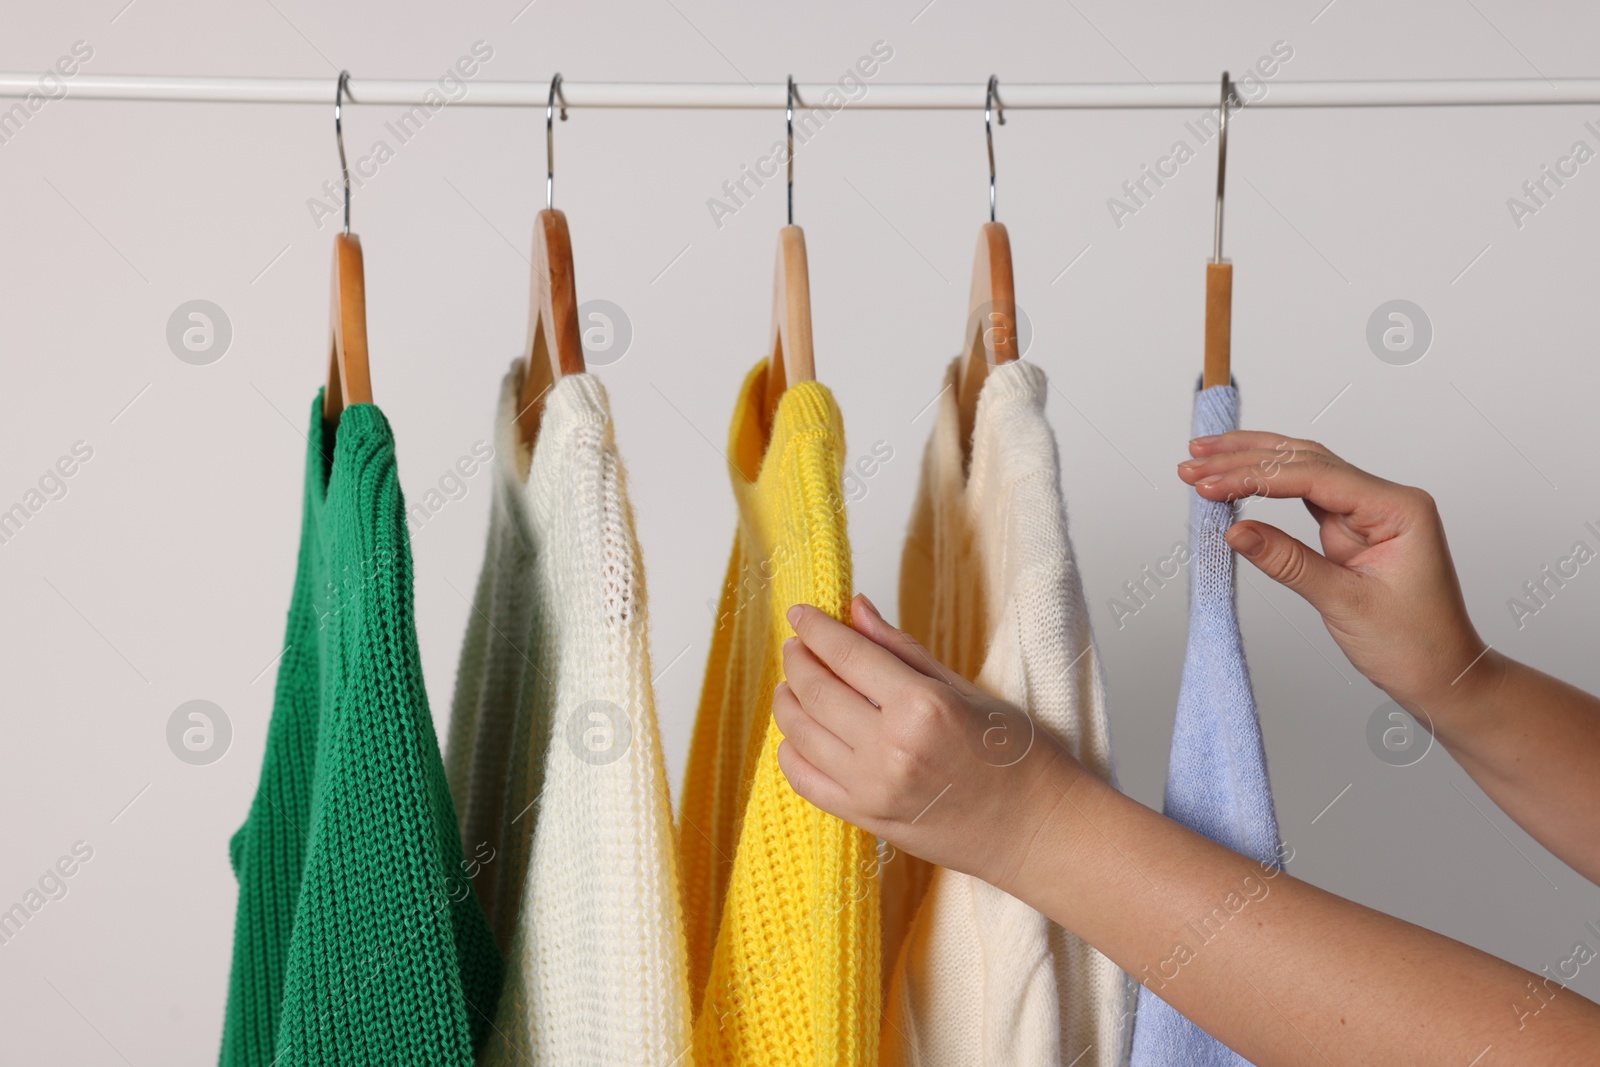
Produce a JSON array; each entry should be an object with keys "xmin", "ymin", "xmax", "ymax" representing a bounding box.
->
[
  {"xmin": 1402, "ymin": 644, "xmax": 1512, "ymax": 744},
  {"xmin": 990, "ymin": 742, "xmax": 1114, "ymax": 908}
]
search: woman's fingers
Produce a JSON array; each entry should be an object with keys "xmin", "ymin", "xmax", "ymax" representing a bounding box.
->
[
  {"xmin": 776, "ymin": 737, "xmax": 852, "ymax": 817},
  {"xmin": 1188, "ymin": 430, "xmax": 1342, "ymax": 462},
  {"xmin": 772, "ymin": 680, "xmax": 856, "ymax": 766},
  {"xmin": 1226, "ymin": 520, "xmax": 1366, "ymax": 619},
  {"xmin": 786, "ymin": 602, "xmax": 927, "ymax": 708},
  {"xmin": 779, "ymin": 637, "xmax": 877, "ymax": 748},
  {"xmin": 1178, "ymin": 453, "xmax": 1397, "ymax": 518},
  {"xmin": 847, "ymin": 593, "xmax": 963, "ymax": 689}
]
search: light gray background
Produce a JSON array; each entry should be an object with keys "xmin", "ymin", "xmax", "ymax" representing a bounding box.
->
[{"xmin": 4, "ymin": 1, "xmax": 1599, "ymax": 1061}]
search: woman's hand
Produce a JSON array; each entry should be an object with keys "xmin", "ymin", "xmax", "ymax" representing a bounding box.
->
[
  {"xmin": 1180, "ymin": 430, "xmax": 1600, "ymax": 884},
  {"xmin": 775, "ymin": 592, "xmax": 1600, "ymax": 1067},
  {"xmin": 773, "ymin": 594, "xmax": 1088, "ymax": 894},
  {"xmin": 1177, "ymin": 430, "xmax": 1495, "ymax": 717}
]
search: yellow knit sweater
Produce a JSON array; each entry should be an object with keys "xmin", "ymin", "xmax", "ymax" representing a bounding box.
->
[{"xmin": 678, "ymin": 359, "xmax": 881, "ymax": 1066}]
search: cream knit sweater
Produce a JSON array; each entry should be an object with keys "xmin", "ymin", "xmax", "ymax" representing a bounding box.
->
[
  {"xmin": 880, "ymin": 357, "xmax": 1133, "ymax": 1067},
  {"xmin": 443, "ymin": 363, "xmax": 693, "ymax": 1066}
]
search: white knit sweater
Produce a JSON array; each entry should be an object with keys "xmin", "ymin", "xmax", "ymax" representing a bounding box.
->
[
  {"xmin": 881, "ymin": 357, "xmax": 1133, "ymax": 1067},
  {"xmin": 443, "ymin": 363, "xmax": 693, "ymax": 1066}
]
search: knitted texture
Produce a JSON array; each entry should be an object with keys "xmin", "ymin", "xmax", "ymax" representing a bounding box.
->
[
  {"xmin": 1128, "ymin": 383, "xmax": 1281, "ymax": 1067},
  {"xmin": 220, "ymin": 396, "xmax": 502, "ymax": 1066},
  {"xmin": 677, "ymin": 359, "xmax": 881, "ymax": 1066},
  {"xmin": 879, "ymin": 358, "xmax": 1132, "ymax": 1067},
  {"xmin": 441, "ymin": 364, "xmax": 694, "ymax": 1065}
]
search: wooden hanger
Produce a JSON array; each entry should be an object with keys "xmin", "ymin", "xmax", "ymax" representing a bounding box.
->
[
  {"xmin": 324, "ymin": 232, "xmax": 372, "ymax": 422},
  {"xmin": 763, "ymin": 224, "xmax": 815, "ymax": 423},
  {"xmin": 762, "ymin": 77, "xmax": 816, "ymax": 426},
  {"xmin": 516, "ymin": 74, "xmax": 586, "ymax": 452},
  {"xmin": 955, "ymin": 222, "xmax": 1016, "ymax": 460},
  {"xmin": 517, "ymin": 209, "xmax": 586, "ymax": 450},
  {"xmin": 1203, "ymin": 72, "xmax": 1235, "ymax": 390},
  {"xmin": 323, "ymin": 72, "xmax": 372, "ymax": 425},
  {"xmin": 1203, "ymin": 263, "xmax": 1232, "ymax": 389},
  {"xmin": 955, "ymin": 77, "xmax": 1017, "ymax": 463}
]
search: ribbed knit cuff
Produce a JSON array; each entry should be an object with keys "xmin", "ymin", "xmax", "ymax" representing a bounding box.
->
[
  {"xmin": 542, "ymin": 371, "xmax": 612, "ymax": 438},
  {"xmin": 1191, "ymin": 382, "xmax": 1239, "ymax": 439},
  {"xmin": 972, "ymin": 357, "xmax": 1047, "ymax": 412},
  {"xmin": 728, "ymin": 358, "xmax": 846, "ymax": 489},
  {"xmin": 326, "ymin": 401, "xmax": 397, "ymax": 526},
  {"xmin": 770, "ymin": 380, "xmax": 843, "ymax": 455}
]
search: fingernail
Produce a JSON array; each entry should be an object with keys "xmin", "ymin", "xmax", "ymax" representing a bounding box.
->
[
  {"xmin": 782, "ymin": 636, "xmax": 797, "ymax": 653},
  {"xmin": 1177, "ymin": 459, "xmax": 1205, "ymax": 470},
  {"xmin": 1195, "ymin": 475, "xmax": 1222, "ymax": 487},
  {"xmin": 786, "ymin": 604, "xmax": 802, "ymax": 627},
  {"xmin": 858, "ymin": 592, "xmax": 881, "ymax": 617},
  {"xmin": 1228, "ymin": 526, "xmax": 1266, "ymax": 556},
  {"xmin": 1190, "ymin": 434, "xmax": 1218, "ymax": 445}
]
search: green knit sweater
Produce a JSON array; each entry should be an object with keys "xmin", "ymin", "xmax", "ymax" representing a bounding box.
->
[{"xmin": 220, "ymin": 396, "xmax": 502, "ymax": 1065}]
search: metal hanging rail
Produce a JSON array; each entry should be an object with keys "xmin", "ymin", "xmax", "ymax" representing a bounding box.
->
[{"xmin": 3, "ymin": 75, "xmax": 1600, "ymax": 109}]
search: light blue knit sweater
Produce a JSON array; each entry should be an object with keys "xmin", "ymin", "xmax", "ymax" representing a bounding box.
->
[{"xmin": 1128, "ymin": 383, "xmax": 1282, "ymax": 1067}]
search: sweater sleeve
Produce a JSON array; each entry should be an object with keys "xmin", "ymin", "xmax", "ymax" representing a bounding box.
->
[
  {"xmin": 477, "ymin": 372, "xmax": 693, "ymax": 1066},
  {"xmin": 881, "ymin": 359, "xmax": 1131, "ymax": 1067},
  {"xmin": 689, "ymin": 374, "xmax": 881, "ymax": 1067},
  {"xmin": 271, "ymin": 405, "xmax": 502, "ymax": 1066},
  {"xmin": 1128, "ymin": 382, "xmax": 1281, "ymax": 1067}
]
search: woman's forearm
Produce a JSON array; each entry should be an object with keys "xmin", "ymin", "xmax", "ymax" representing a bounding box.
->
[
  {"xmin": 1421, "ymin": 650, "xmax": 1600, "ymax": 885},
  {"xmin": 774, "ymin": 597, "xmax": 1600, "ymax": 1064},
  {"xmin": 1003, "ymin": 755, "xmax": 1600, "ymax": 1067}
]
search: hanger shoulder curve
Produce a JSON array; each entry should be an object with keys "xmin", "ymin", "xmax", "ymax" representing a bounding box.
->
[
  {"xmin": 764, "ymin": 223, "xmax": 815, "ymax": 422},
  {"xmin": 956, "ymin": 220, "xmax": 1016, "ymax": 451},
  {"xmin": 517, "ymin": 207, "xmax": 586, "ymax": 449},
  {"xmin": 324, "ymin": 231, "xmax": 372, "ymax": 423}
]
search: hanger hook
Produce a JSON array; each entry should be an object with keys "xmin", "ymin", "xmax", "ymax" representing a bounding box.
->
[
  {"xmin": 985, "ymin": 75, "xmax": 1006, "ymax": 223},
  {"xmin": 335, "ymin": 70, "xmax": 353, "ymax": 235},
  {"xmin": 546, "ymin": 73, "xmax": 568, "ymax": 211},
  {"xmin": 786, "ymin": 75, "xmax": 799, "ymax": 226},
  {"xmin": 1214, "ymin": 71, "xmax": 1233, "ymax": 263}
]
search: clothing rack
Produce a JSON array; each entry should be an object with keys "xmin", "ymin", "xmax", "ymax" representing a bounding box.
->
[{"xmin": 4, "ymin": 75, "xmax": 1600, "ymax": 109}]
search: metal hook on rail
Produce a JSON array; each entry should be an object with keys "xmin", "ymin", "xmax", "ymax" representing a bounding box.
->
[
  {"xmin": 335, "ymin": 71, "xmax": 354, "ymax": 235},
  {"xmin": 1213, "ymin": 71, "xmax": 1237, "ymax": 263},
  {"xmin": 547, "ymin": 73, "xmax": 568, "ymax": 210},
  {"xmin": 986, "ymin": 75, "xmax": 1006, "ymax": 222}
]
